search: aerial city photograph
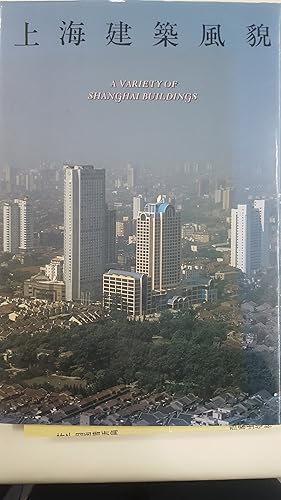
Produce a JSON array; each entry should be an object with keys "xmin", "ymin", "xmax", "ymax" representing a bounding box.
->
[{"xmin": 0, "ymin": 1, "xmax": 279, "ymax": 427}]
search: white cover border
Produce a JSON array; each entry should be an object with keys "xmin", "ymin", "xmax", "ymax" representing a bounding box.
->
[{"xmin": 0, "ymin": 0, "xmax": 280, "ymax": 483}]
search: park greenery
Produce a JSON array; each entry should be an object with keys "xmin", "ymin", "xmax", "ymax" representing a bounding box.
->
[{"xmin": 0, "ymin": 309, "xmax": 276, "ymax": 399}]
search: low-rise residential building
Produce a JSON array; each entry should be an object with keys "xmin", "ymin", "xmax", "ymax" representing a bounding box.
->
[
  {"xmin": 181, "ymin": 264, "xmax": 204, "ymax": 281},
  {"xmin": 193, "ymin": 232, "xmax": 210, "ymax": 243},
  {"xmin": 44, "ymin": 256, "xmax": 64, "ymax": 281},
  {"xmin": 183, "ymin": 277, "xmax": 217, "ymax": 305},
  {"xmin": 215, "ymin": 269, "xmax": 242, "ymax": 281},
  {"xmin": 0, "ymin": 382, "xmax": 277, "ymax": 427},
  {"xmin": 24, "ymin": 273, "xmax": 65, "ymax": 301}
]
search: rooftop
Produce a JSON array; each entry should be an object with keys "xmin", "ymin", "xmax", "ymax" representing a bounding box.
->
[
  {"xmin": 143, "ymin": 202, "xmax": 175, "ymax": 215},
  {"xmin": 105, "ymin": 269, "xmax": 145, "ymax": 280}
]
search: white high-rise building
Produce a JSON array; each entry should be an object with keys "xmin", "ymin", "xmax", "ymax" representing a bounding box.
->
[
  {"xmin": 254, "ymin": 199, "xmax": 270, "ymax": 268},
  {"xmin": 127, "ymin": 164, "xmax": 135, "ymax": 189},
  {"xmin": 64, "ymin": 165, "xmax": 106, "ymax": 302},
  {"xmin": 214, "ymin": 189, "xmax": 222, "ymax": 204},
  {"xmin": 136, "ymin": 202, "xmax": 181, "ymax": 291},
  {"xmin": 15, "ymin": 197, "xmax": 33, "ymax": 250},
  {"xmin": 230, "ymin": 200, "xmax": 269, "ymax": 276},
  {"xmin": 105, "ymin": 204, "xmax": 116, "ymax": 265},
  {"xmin": 133, "ymin": 195, "xmax": 144, "ymax": 220},
  {"xmin": 222, "ymin": 188, "xmax": 235, "ymax": 210},
  {"xmin": 3, "ymin": 202, "xmax": 20, "ymax": 254},
  {"xmin": 3, "ymin": 197, "xmax": 33, "ymax": 254}
]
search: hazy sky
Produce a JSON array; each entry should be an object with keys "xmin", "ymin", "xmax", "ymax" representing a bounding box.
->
[{"xmin": 0, "ymin": 1, "xmax": 279, "ymax": 184}]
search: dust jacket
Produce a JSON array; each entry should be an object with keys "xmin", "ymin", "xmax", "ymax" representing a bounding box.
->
[{"xmin": 0, "ymin": 0, "xmax": 280, "ymax": 433}]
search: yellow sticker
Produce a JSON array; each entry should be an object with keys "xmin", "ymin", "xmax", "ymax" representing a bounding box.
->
[{"xmin": 23, "ymin": 424, "xmax": 276, "ymax": 438}]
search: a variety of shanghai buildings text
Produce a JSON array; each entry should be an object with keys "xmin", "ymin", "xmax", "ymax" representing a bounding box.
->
[{"xmin": 0, "ymin": 162, "xmax": 278, "ymax": 426}]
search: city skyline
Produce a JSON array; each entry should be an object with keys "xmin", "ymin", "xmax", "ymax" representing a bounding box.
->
[{"xmin": 0, "ymin": 152, "xmax": 279, "ymax": 425}]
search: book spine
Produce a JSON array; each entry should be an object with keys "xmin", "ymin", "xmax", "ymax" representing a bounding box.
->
[{"xmin": 277, "ymin": 4, "xmax": 281, "ymax": 425}]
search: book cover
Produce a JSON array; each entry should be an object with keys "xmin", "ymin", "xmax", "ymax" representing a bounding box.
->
[{"xmin": 0, "ymin": 0, "xmax": 279, "ymax": 432}]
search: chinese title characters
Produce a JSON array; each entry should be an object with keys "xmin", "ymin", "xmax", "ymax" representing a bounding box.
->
[{"xmin": 14, "ymin": 20, "xmax": 272, "ymax": 47}]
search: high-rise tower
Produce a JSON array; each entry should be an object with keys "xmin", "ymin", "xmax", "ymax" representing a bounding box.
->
[
  {"xmin": 230, "ymin": 200, "xmax": 269, "ymax": 276},
  {"xmin": 3, "ymin": 202, "xmax": 20, "ymax": 254},
  {"xmin": 64, "ymin": 165, "xmax": 105, "ymax": 301},
  {"xmin": 136, "ymin": 202, "xmax": 181, "ymax": 291},
  {"xmin": 15, "ymin": 197, "xmax": 33, "ymax": 251}
]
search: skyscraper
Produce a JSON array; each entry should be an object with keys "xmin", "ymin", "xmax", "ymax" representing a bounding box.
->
[
  {"xmin": 64, "ymin": 165, "xmax": 106, "ymax": 302},
  {"xmin": 133, "ymin": 195, "xmax": 144, "ymax": 220},
  {"xmin": 222, "ymin": 188, "xmax": 235, "ymax": 210},
  {"xmin": 105, "ymin": 204, "xmax": 116, "ymax": 265},
  {"xmin": 15, "ymin": 197, "xmax": 33, "ymax": 251},
  {"xmin": 197, "ymin": 177, "xmax": 209, "ymax": 197},
  {"xmin": 254, "ymin": 199, "xmax": 270, "ymax": 268},
  {"xmin": 3, "ymin": 202, "xmax": 20, "ymax": 253},
  {"xmin": 3, "ymin": 197, "xmax": 33, "ymax": 254},
  {"xmin": 214, "ymin": 188, "xmax": 222, "ymax": 204},
  {"xmin": 136, "ymin": 202, "xmax": 181, "ymax": 291},
  {"xmin": 127, "ymin": 164, "xmax": 135, "ymax": 189},
  {"xmin": 0, "ymin": 165, "xmax": 14, "ymax": 194},
  {"xmin": 230, "ymin": 200, "xmax": 269, "ymax": 276}
]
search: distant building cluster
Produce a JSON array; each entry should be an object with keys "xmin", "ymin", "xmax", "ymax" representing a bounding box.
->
[
  {"xmin": 214, "ymin": 186, "xmax": 236, "ymax": 210},
  {"xmin": 0, "ymin": 164, "xmax": 62, "ymax": 195},
  {"xmin": 1, "ymin": 162, "xmax": 273, "ymax": 323},
  {"xmin": 241, "ymin": 300, "xmax": 278, "ymax": 353},
  {"xmin": 181, "ymin": 223, "xmax": 210, "ymax": 243}
]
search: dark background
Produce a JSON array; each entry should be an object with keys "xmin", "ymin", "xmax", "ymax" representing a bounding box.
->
[{"xmin": 1, "ymin": 480, "xmax": 281, "ymax": 500}]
